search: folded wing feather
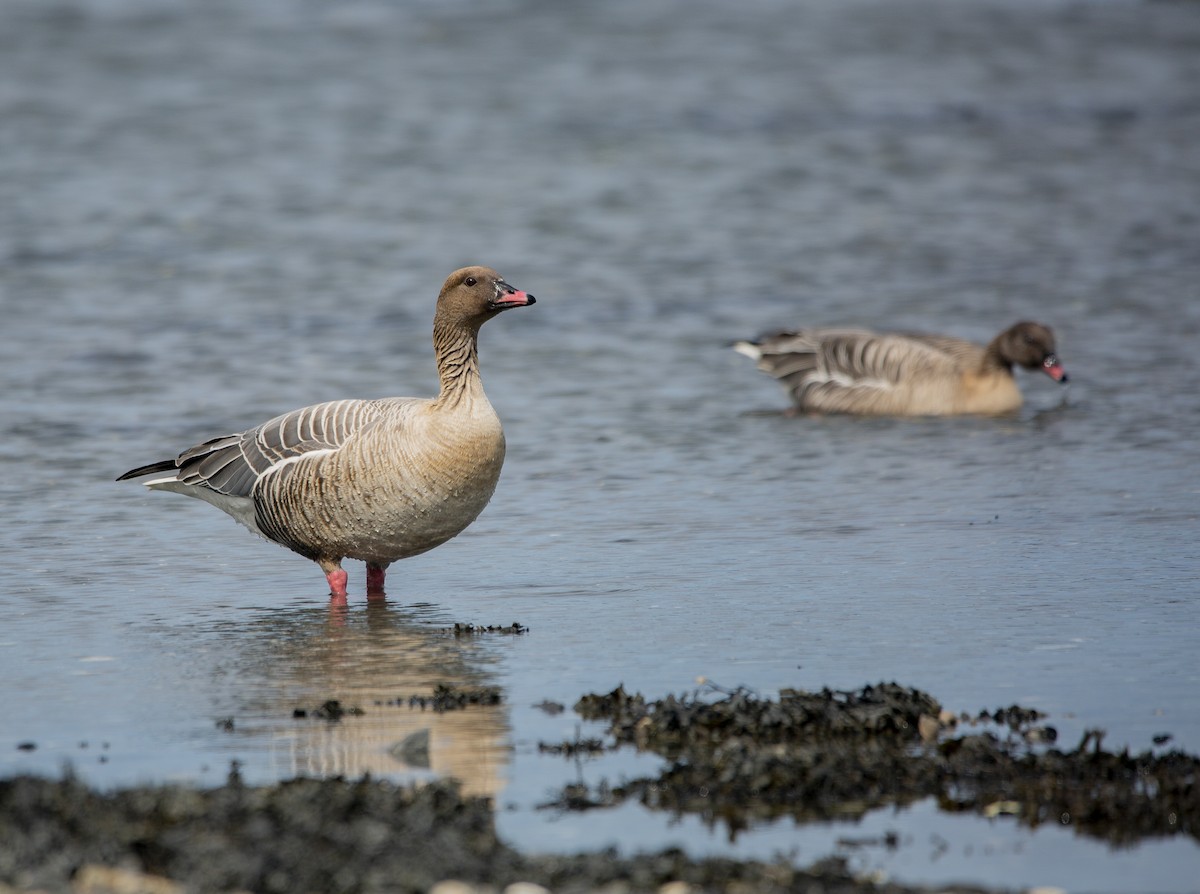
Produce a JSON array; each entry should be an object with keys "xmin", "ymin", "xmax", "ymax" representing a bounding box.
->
[
  {"xmin": 755, "ymin": 329, "xmax": 971, "ymax": 411},
  {"xmin": 170, "ymin": 399, "xmax": 389, "ymax": 498}
]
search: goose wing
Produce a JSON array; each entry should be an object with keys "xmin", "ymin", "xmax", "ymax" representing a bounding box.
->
[
  {"xmin": 741, "ymin": 328, "xmax": 967, "ymax": 412},
  {"xmin": 898, "ymin": 332, "xmax": 983, "ymax": 367},
  {"xmin": 120, "ymin": 399, "xmax": 390, "ymax": 497}
]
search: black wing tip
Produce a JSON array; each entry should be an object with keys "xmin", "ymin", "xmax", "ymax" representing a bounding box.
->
[{"xmin": 116, "ymin": 459, "xmax": 178, "ymax": 481}]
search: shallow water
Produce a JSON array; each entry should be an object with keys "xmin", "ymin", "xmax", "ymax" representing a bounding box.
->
[{"xmin": 2, "ymin": 0, "xmax": 1199, "ymax": 890}]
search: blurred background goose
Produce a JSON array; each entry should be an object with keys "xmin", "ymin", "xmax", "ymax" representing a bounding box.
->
[
  {"xmin": 734, "ymin": 320, "xmax": 1067, "ymax": 416},
  {"xmin": 118, "ymin": 266, "xmax": 535, "ymax": 603}
]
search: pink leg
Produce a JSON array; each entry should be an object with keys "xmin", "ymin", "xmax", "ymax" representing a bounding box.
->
[
  {"xmin": 326, "ymin": 568, "xmax": 349, "ymax": 604},
  {"xmin": 366, "ymin": 564, "xmax": 387, "ymax": 599}
]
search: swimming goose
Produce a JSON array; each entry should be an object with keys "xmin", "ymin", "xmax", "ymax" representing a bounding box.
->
[
  {"xmin": 118, "ymin": 266, "xmax": 535, "ymax": 602},
  {"xmin": 733, "ymin": 320, "xmax": 1067, "ymax": 416}
]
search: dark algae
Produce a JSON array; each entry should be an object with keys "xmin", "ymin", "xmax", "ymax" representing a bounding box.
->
[
  {"xmin": 542, "ymin": 683, "xmax": 1198, "ymax": 846},
  {"xmin": 407, "ymin": 684, "xmax": 504, "ymax": 712}
]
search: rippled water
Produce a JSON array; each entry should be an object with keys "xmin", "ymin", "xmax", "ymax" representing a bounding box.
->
[{"xmin": 3, "ymin": 0, "xmax": 1199, "ymax": 890}]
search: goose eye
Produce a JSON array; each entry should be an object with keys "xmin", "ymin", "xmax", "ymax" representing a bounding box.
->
[{"xmin": 465, "ymin": 276, "xmax": 477, "ymax": 287}]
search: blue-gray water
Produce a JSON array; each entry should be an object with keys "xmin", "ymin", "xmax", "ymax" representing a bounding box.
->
[{"xmin": 2, "ymin": 0, "xmax": 1199, "ymax": 890}]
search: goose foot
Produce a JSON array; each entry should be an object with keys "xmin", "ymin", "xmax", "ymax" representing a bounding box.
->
[
  {"xmin": 326, "ymin": 568, "xmax": 349, "ymax": 603},
  {"xmin": 366, "ymin": 564, "xmax": 387, "ymax": 599}
]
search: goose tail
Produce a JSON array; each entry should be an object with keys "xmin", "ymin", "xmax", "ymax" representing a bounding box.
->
[
  {"xmin": 116, "ymin": 459, "xmax": 178, "ymax": 481},
  {"xmin": 731, "ymin": 339, "xmax": 763, "ymax": 361}
]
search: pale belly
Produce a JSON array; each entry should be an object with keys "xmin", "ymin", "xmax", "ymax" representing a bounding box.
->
[{"xmin": 252, "ymin": 425, "xmax": 506, "ymax": 565}]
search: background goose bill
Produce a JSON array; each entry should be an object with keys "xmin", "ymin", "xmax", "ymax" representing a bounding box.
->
[{"xmin": 1042, "ymin": 354, "xmax": 1069, "ymax": 382}]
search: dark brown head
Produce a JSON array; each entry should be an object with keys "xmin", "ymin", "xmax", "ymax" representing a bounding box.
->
[
  {"xmin": 434, "ymin": 266, "xmax": 535, "ymax": 332},
  {"xmin": 994, "ymin": 321, "xmax": 1068, "ymax": 382}
]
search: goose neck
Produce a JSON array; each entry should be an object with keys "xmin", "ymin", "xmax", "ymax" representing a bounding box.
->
[
  {"xmin": 432, "ymin": 320, "xmax": 485, "ymax": 408},
  {"xmin": 981, "ymin": 335, "xmax": 1015, "ymax": 375}
]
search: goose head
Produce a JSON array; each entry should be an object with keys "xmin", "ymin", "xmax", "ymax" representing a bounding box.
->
[
  {"xmin": 997, "ymin": 321, "xmax": 1068, "ymax": 382},
  {"xmin": 435, "ymin": 266, "xmax": 536, "ymax": 332}
]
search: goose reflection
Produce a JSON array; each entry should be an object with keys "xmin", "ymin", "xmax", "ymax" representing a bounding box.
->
[{"xmin": 211, "ymin": 600, "xmax": 511, "ymax": 798}]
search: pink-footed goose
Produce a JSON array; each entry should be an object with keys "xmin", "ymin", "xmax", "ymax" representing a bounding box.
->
[
  {"xmin": 734, "ymin": 320, "xmax": 1068, "ymax": 416},
  {"xmin": 118, "ymin": 266, "xmax": 535, "ymax": 602}
]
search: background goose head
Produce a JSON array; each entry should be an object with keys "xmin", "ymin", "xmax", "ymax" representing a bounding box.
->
[
  {"xmin": 434, "ymin": 266, "xmax": 536, "ymax": 333},
  {"xmin": 994, "ymin": 321, "xmax": 1069, "ymax": 382}
]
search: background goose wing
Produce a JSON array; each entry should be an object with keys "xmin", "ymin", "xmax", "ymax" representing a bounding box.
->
[
  {"xmin": 898, "ymin": 332, "xmax": 983, "ymax": 367},
  {"xmin": 746, "ymin": 329, "xmax": 965, "ymax": 411},
  {"xmin": 163, "ymin": 399, "xmax": 388, "ymax": 498}
]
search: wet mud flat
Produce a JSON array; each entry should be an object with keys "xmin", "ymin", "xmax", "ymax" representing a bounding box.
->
[
  {"xmin": 4, "ymin": 683, "xmax": 1196, "ymax": 894},
  {"xmin": 0, "ymin": 778, "xmax": 982, "ymax": 894}
]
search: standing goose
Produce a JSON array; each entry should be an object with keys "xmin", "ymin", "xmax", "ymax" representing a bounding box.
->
[
  {"xmin": 118, "ymin": 266, "xmax": 535, "ymax": 602},
  {"xmin": 734, "ymin": 320, "xmax": 1068, "ymax": 416}
]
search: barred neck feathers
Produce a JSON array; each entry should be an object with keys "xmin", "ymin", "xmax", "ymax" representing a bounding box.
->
[{"xmin": 431, "ymin": 319, "xmax": 485, "ymax": 411}]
